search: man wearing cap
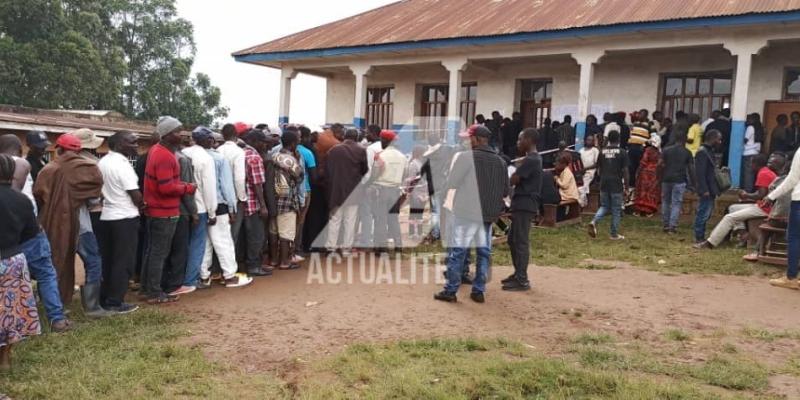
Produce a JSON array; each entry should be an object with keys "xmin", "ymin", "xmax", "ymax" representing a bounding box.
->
[
  {"xmin": 324, "ymin": 128, "xmax": 368, "ymax": 253},
  {"xmin": 25, "ymin": 130, "xmax": 51, "ymax": 182},
  {"xmin": 218, "ymin": 123, "xmax": 248, "ymax": 255},
  {"xmin": 72, "ymin": 128, "xmax": 115, "ymax": 317},
  {"xmin": 178, "ymin": 127, "xmax": 219, "ymax": 294},
  {"xmin": 434, "ymin": 125, "xmax": 509, "ymax": 304},
  {"xmin": 34, "ymin": 133, "xmax": 104, "ymax": 307},
  {"xmin": 0, "ymin": 134, "xmax": 72, "ymax": 332},
  {"xmin": 193, "ymin": 127, "xmax": 252, "ymax": 288},
  {"xmin": 371, "ymin": 129, "xmax": 408, "ymax": 252},
  {"xmin": 140, "ymin": 117, "xmax": 197, "ymax": 304},
  {"xmin": 241, "ymin": 129, "xmax": 272, "ymax": 276}
]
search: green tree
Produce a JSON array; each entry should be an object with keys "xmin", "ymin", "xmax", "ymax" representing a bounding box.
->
[{"xmin": 0, "ymin": 0, "xmax": 227, "ymax": 126}]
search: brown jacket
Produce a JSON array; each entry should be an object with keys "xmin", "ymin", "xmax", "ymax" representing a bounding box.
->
[{"xmin": 33, "ymin": 151, "xmax": 103, "ymax": 304}]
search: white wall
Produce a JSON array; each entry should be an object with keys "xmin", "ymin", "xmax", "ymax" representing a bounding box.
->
[{"xmin": 324, "ymin": 44, "xmax": 798, "ymax": 126}]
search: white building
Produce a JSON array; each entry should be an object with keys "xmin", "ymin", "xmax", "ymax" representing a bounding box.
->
[{"xmin": 234, "ymin": 0, "xmax": 800, "ymax": 186}]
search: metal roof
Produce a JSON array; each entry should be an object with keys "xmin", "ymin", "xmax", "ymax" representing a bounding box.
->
[
  {"xmin": 234, "ymin": 0, "xmax": 800, "ymax": 59},
  {"xmin": 0, "ymin": 106, "xmax": 155, "ymax": 138}
]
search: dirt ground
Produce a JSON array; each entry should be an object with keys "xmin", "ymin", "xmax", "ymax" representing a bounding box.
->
[{"xmin": 172, "ymin": 255, "xmax": 800, "ymax": 379}]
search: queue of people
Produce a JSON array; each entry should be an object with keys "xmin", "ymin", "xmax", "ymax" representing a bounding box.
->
[{"xmin": 1, "ymin": 105, "xmax": 799, "ymax": 371}]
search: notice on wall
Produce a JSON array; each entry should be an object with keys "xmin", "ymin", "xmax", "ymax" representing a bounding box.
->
[{"xmin": 551, "ymin": 104, "xmax": 612, "ymax": 122}]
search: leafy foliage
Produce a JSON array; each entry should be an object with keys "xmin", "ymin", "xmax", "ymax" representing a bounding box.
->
[{"xmin": 0, "ymin": 0, "xmax": 228, "ymax": 126}]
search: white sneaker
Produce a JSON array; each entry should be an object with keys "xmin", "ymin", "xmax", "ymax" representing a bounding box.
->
[
  {"xmin": 610, "ymin": 234, "xmax": 626, "ymax": 241},
  {"xmin": 225, "ymin": 274, "xmax": 253, "ymax": 288}
]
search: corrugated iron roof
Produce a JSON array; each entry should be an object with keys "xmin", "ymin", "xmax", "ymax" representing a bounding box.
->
[
  {"xmin": 234, "ymin": 0, "xmax": 800, "ymax": 57},
  {"xmin": 0, "ymin": 106, "xmax": 155, "ymax": 138}
]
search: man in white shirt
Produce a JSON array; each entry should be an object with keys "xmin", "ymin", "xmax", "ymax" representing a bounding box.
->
[
  {"xmin": 373, "ymin": 130, "xmax": 409, "ymax": 251},
  {"xmin": 356, "ymin": 125, "xmax": 383, "ymax": 248},
  {"xmin": 194, "ymin": 127, "xmax": 251, "ymax": 289},
  {"xmin": 179, "ymin": 128, "xmax": 218, "ymax": 293},
  {"xmin": 96, "ymin": 131, "xmax": 142, "ymax": 314},
  {"xmin": 217, "ymin": 123, "xmax": 248, "ymax": 251},
  {"xmin": 578, "ymin": 134, "xmax": 600, "ymax": 207}
]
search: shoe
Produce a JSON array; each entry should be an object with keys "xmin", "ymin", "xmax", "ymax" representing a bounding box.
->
[
  {"xmin": 588, "ymin": 223, "xmax": 597, "ymax": 238},
  {"xmin": 292, "ymin": 254, "xmax": 306, "ymax": 262},
  {"xmin": 502, "ymin": 279, "xmax": 531, "ymax": 292},
  {"xmin": 210, "ymin": 273, "xmax": 223, "ymax": 282},
  {"xmin": 742, "ymin": 253, "xmax": 759, "ymax": 262},
  {"xmin": 80, "ymin": 283, "xmax": 115, "ymax": 319},
  {"xmin": 106, "ymin": 303, "xmax": 139, "ymax": 314},
  {"xmin": 501, "ymin": 274, "xmax": 517, "ymax": 284},
  {"xmin": 50, "ymin": 319, "xmax": 73, "ymax": 333},
  {"xmin": 433, "ymin": 291, "xmax": 457, "ymax": 303},
  {"xmin": 168, "ymin": 285, "xmax": 196, "ymax": 296},
  {"xmin": 225, "ymin": 275, "xmax": 253, "ymax": 288},
  {"xmin": 610, "ymin": 234, "xmax": 625, "ymax": 241},
  {"xmin": 769, "ymin": 277, "xmax": 799, "ymax": 290},
  {"xmin": 146, "ymin": 293, "xmax": 179, "ymax": 305},
  {"xmin": 461, "ymin": 274, "xmax": 473, "ymax": 285},
  {"xmin": 196, "ymin": 278, "xmax": 212, "ymax": 290},
  {"xmin": 248, "ymin": 267, "xmax": 273, "ymax": 277},
  {"xmin": 667, "ymin": 228, "xmax": 678, "ymax": 235},
  {"xmin": 692, "ymin": 241, "xmax": 712, "ymax": 250},
  {"xmin": 470, "ymin": 292, "xmax": 485, "ymax": 303}
]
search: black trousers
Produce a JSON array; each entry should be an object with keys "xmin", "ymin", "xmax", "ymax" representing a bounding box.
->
[
  {"xmin": 507, "ymin": 211, "xmax": 534, "ymax": 284},
  {"xmin": 161, "ymin": 215, "xmax": 189, "ymax": 294},
  {"xmin": 96, "ymin": 217, "xmax": 140, "ymax": 307},
  {"xmin": 140, "ymin": 216, "xmax": 178, "ymax": 298},
  {"xmin": 243, "ymin": 214, "xmax": 265, "ymax": 271},
  {"xmin": 628, "ymin": 144, "xmax": 644, "ymax": 189}
]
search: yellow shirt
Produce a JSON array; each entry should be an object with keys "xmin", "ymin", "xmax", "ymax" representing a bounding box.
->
[{"xmin": 686, "ymin": 124, "xmax": 702, "ymax": 156}]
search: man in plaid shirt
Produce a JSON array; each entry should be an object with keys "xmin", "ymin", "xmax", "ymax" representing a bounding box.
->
[{"xmin": 241, "ymin": 129, "xmax": 271, "ymax": 277}]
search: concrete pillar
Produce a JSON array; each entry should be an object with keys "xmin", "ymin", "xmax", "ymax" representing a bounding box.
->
[
  {"xmin": 278, "ymin": 67, "xmax": 297, "ymax": 125},
  {"xmin": 572, "ymin": 50, "xmax": 603, "ymax": 151},
  {"xmin": 442, "ymin": 58, "xmax": 469, "ymax": 144},
  {"xmin": 725, "ymin": 40, "xmax": 766, "ymax": 188},
  {"xmin": 350, "ymin": 64, "xmax": 373, "ymax": 129}
]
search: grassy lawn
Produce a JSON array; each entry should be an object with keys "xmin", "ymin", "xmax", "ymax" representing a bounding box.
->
[
  {"xmin": 418, "ymin": 216, "xmax": 778, "ymax": 276},
  {"xmin": 1, "ymin": 308, "xmax": 794, "ymax": 399}
]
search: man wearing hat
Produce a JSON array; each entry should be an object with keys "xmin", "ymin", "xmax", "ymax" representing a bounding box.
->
[
  {"xmin": 434, "ymin": 125, "xmax": 509, "ymax": 304},
  {"xmin": 140, "ymin": 117, "xmax": 197, "ymax": 304},
  {"xmin": 371, "ymin": 129, "xmax": 408, "ymax": 252},
  {"xmin": 73, "ymin": 128, "xmax": 115, "ymax": 318},
  {"xmin": 34, "ymin": 134, "xmax": 105, "ymax": 308},
  {"xmin": 25, "ymin": 130, "xmax": 51, "ymax": 182},
  {"xmin": 178, "ymin": 126, "xmax": 219, "ymax": 294}
]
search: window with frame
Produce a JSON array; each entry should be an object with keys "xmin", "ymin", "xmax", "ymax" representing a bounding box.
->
[
  {"xmin": 419, "ymin": 84, "xmax": 477, "ymax": 136},
  {"xmin": 460, "ymin": 83, "xmax": 478, "ymax": 125},
  {"xmin": 660, "ymin": 73, "xmax": 732, "ymax": 120},
  {"xmin": 784, "ymin": 67, "xmax": 800, "ymax": 100},
  {"xmin": 366, "ymin": 87, "xmax": 394, "ymax": 129},
  {"xmin": 519, "ymin": 79, "xmax": 553, "ymax": 129}
]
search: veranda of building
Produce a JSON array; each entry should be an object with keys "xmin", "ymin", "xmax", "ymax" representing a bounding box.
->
[{"xmin": 233, "ymin": 0, "xmax": 800, "ymax": 187}]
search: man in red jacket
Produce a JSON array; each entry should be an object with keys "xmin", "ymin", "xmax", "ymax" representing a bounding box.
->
[{"xmin": 140, "ymin": 116, "xmax": 196, "ymax": 304}]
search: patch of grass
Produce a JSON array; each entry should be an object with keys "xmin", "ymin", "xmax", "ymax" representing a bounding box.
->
[
  {"xmin": 742, "ymin": 327, "xmax": 800, "ymax": 342},
  {"xmin": 305, "ymin": 338, "xmax": 721, "ymax": 399},
  {"xmin": 572, "ymin": 332, "xmax": 615, "ymax": 345},
  {"xmin": 685, "ymin": 355, "xmax": 770, "ymax": 391},
  {"xmin": 415, "ymin": 217, "xmax": 769, "ymax": 275},
  {"xmin": 784, "ymin": 357, "xmax": 800, "ymax": 377},
  {"xmin": 664, "ymin": 329, "xmax": 692, "ymax": 342},
  {"xmin": 0, "ymin": 309, "xmax": 288, "ymax": 399}
]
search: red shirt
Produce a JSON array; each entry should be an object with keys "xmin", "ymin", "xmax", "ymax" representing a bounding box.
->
[
  {"xmin": 144, "ymin": 143, "xmax": 193, "ymax": 217},
  {"xmin": 755, "ymin": 167, "xmax": 778, "ymax": 214}
]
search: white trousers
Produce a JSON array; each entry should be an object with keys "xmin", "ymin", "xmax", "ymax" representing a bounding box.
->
[
  {"xmin": 201, "ymin": 214, "xmax": 238, "ymax": 280},
  {"xmin": 707, "ymin": 203, "xmax": 766, "ymax": 247},
  {"xmin": 325, "ymin": 204, "xmax": 359, "ymax": 249}
]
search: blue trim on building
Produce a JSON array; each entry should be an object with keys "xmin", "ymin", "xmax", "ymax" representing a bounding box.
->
[
  {"xmin": 575, "ymin": 122, "xmax": 586, "ymax": 151},
  {"xmin": 234, "ymin": 11, "xmax": 800, "ymax": 63},
  {"xmin": 278, "ymin": 116, "xmax": 289, "ymax": 125},
  {"xmin": 729, "ymin": 120, "xmax": 745, "ymax": 188},
  {"xmin": 353, "ymin": 117, "xmax": 366, "ymax": 129}
]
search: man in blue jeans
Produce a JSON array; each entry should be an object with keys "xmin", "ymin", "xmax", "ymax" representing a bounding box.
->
[
  {"xmin": 588, "ymin": 130, "xmax": 629, "ymax": 240},
  {"xmin": 693, "ymin": 130, "xmax": 723, "ymax": 243},
  {"xmin": 658, "ymin": 132, "xmax": 694, "ymax": 234},
  {"xmin": 764, "ymin": 148, "xmax": 800, "ymax": 290},
  {"xmin": 434, "ymin": 125, "xmax": 509, "ymax": 304}
]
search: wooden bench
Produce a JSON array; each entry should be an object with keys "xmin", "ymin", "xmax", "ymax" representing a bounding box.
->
[
  {"xmin": 540, "ymin": 200, "xmax": 581, "ymax": 228},
  {"xmin": 757, "ymin": 220, "xmax": 788, "ymax": 266}
]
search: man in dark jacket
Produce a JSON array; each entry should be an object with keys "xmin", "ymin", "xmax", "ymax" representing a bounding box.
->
[
  {"xmin": 434, "ymin": 125, "xmax": 509, "ymax": 304},
  {"xmin": 693, "ymin": 129, "xmax": 723, "ymax": 243},
  {"xmin": 324, "ymin": 129, "xmax": 368, "ymax": 252},
  {"xmin": 705, "ymin": 109, "xmax": 732, "ymax": 166}
]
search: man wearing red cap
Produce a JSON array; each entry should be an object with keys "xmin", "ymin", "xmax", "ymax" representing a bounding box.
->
[
  {"xmin": 33, "ymin": 133, "xmax": 104, "ymax": 307},
  {"xmin": 371, "ymin": 129, "xmax": 408, "ymax": 251}
]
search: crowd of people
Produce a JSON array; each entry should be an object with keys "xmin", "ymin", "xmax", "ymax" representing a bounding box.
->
[{"xmin": 1, "ymin": 105, "xmax": 799, "ymax": 370}]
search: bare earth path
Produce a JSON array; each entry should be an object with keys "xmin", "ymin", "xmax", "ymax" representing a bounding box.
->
[{"xmin": 172, "ymin": 256, "xmax": 800, "ymax": 375}]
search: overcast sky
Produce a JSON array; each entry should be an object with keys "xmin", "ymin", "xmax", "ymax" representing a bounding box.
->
[{"xmin": 176, "ymin": 0, "xmax": 396, "ymax": 128}]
